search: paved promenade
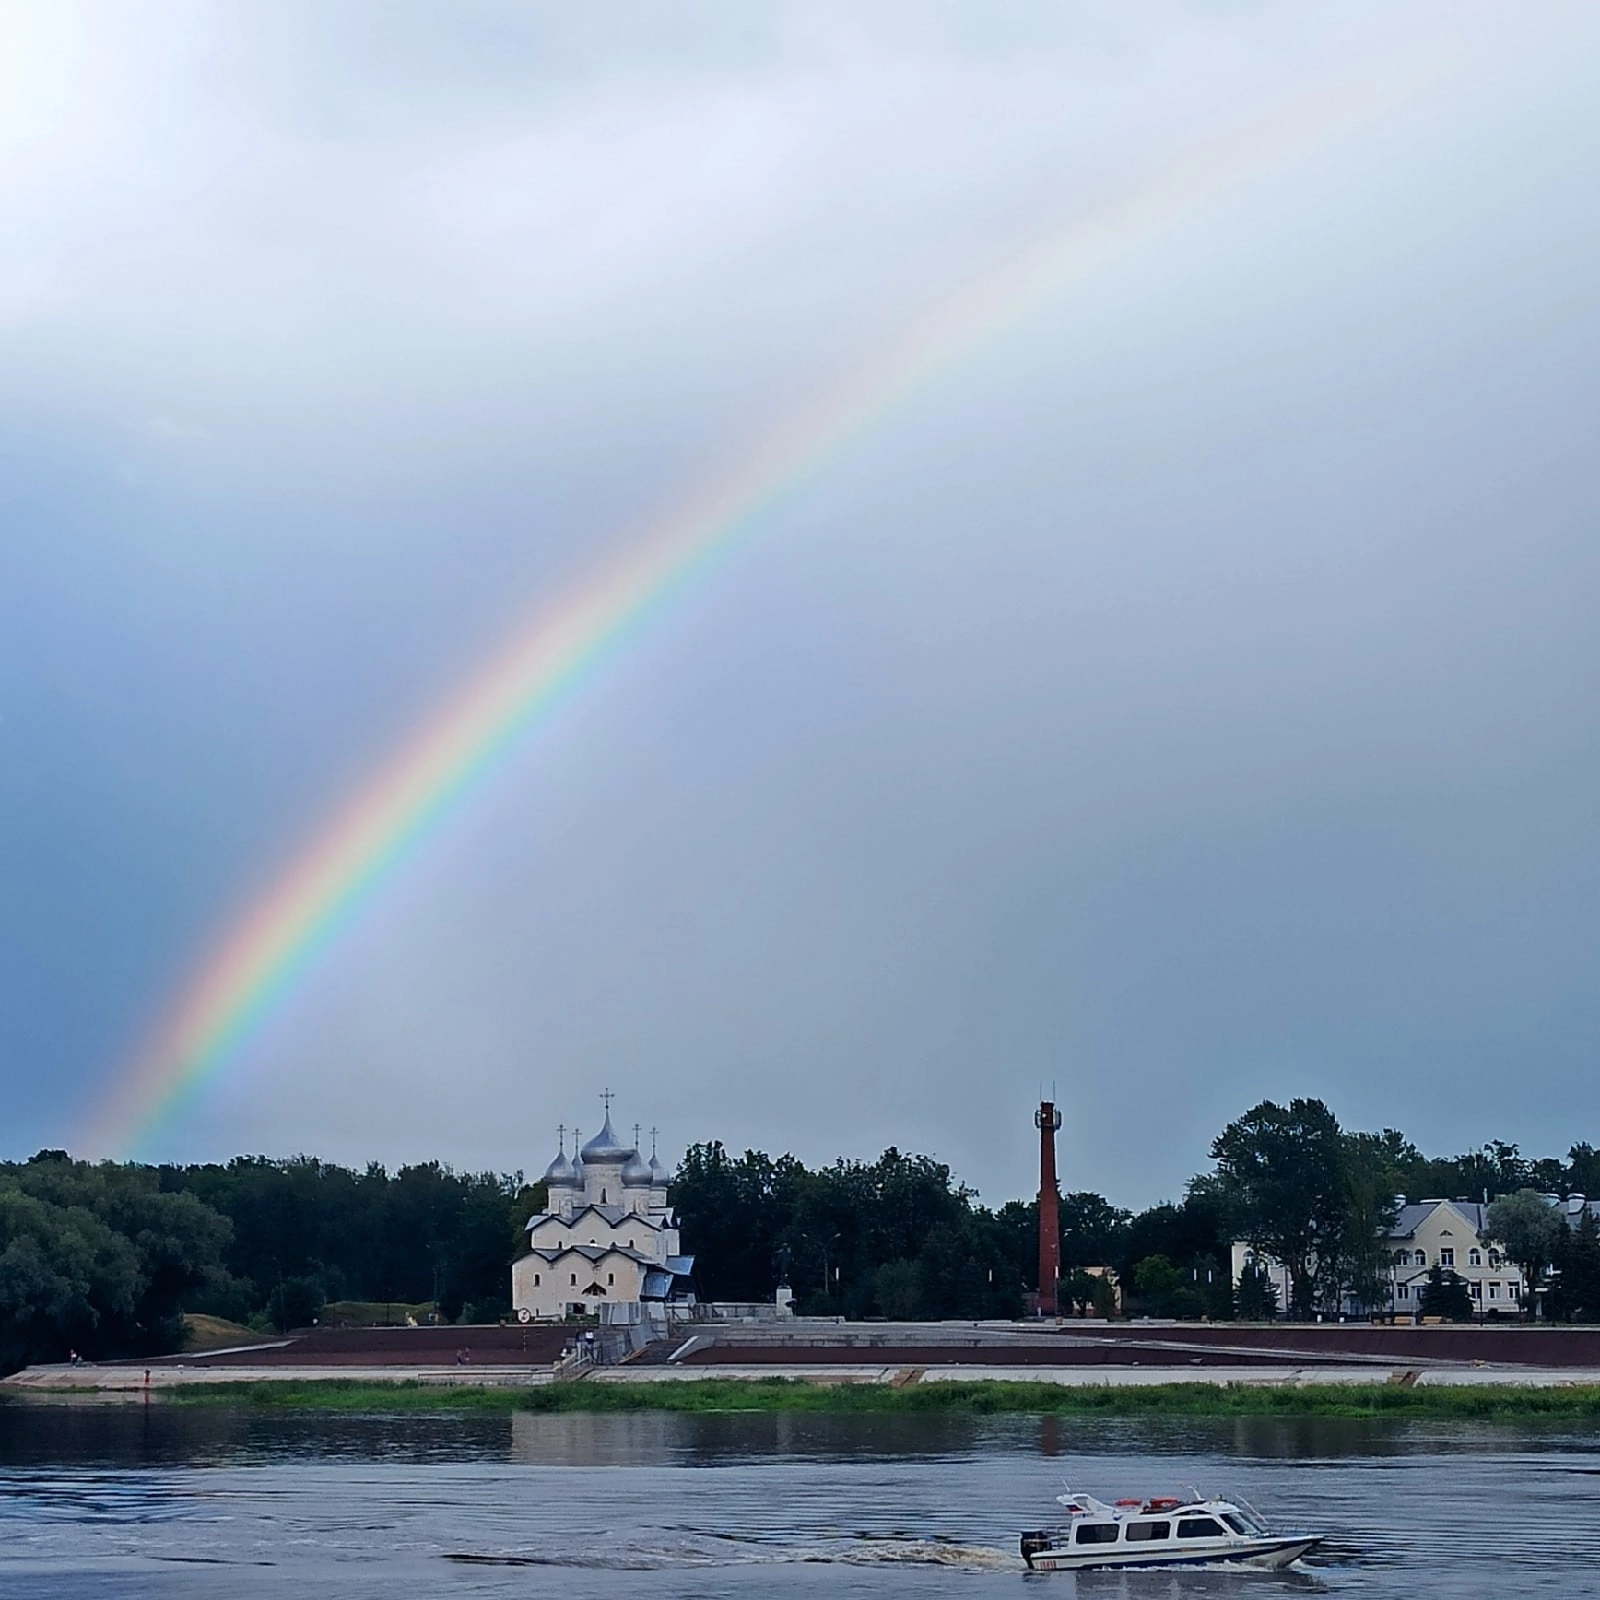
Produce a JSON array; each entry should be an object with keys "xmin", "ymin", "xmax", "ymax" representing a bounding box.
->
[{"xmin": 7, "ymin": 1319, "xmax": 1600, "ymax": 1396}]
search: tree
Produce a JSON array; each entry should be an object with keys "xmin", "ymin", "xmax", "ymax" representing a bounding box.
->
[
  {"xmin": 1060, "ymin": 1192, "xmax": 1132, "ymax": 1273},
  {"xmin": 1090, "ymin": 1273, "xmax": 1118, "ymax": 1319},
  {"xmin": 1235, "ymin": 1260, "xmax": 1279, "ymax": 1321},
  {"xmin": 1210, "ymin": 1099, "xmax": 1347, "ymax": 1318},
  {"xmin": 0, "ymin": 1182, "xmax": 139, "ymax": 1373},
  {"xmin": 1130, "ymin": 1255, "xmax": 1184, "ymax": 1317},
  {"xmin": 874, "ymin": 1259, "xmax": 922, "ymax": 1319},
  {"xmin": 1418, "ymin": 1265, "xmax": 1473, "ymax": 1321},
  {"xmin": 8, "ymin": 1156, "xmax": 231, "ymax": 1358},
  {"xmin": 1548, "ymin": 1210, "xmax": 1600, "ymax": 1323},
  {"xmin": 268, "ymin": 1275, "xmax": 325, "ymax": 1332},
  {"xmin": 1327, "ymin": 1132, "xmax": 1404, "ymax": 1311},
  {"xmin": 1569, "ymin": 1144, "xmax": 1600, "ymax": 1198},
  {"xmin": 1485, "ymin": 1189, "xmax": 1563, "ymax": 1318},
  {"xmin": 1063, "ymin": 1268, "xmax": 1097, "ymax": 1317}
]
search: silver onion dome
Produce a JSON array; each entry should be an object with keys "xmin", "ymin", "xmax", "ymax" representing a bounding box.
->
[{"xmin": 579, "ymin": 1112, "xmax": 632, "ymax": 1163}]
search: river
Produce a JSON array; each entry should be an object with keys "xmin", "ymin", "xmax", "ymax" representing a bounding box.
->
[{"xmin": 1, "ymin": 1405, "xmax": 1596, "ymax": 1596}]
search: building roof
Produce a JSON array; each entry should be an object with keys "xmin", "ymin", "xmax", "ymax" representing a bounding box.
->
[
  {"xmin": 579, "ymin": 1112, "xmax": 635, "ymax": 1163},
  {"xmin": 524, "ymin": 1243, "xmax": 655, "ymax": 1267},
  {"xmin": 525, "ymin": 1202, "xmax": 669, "ymax": 1233},
  {"xmin": 1391, "ymin": 1200, "xmax": 1490, "ymax": 1238}
]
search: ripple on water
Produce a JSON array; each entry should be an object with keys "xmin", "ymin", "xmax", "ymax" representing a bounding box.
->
[{"xmin": 1, "ymin": 1409, "xmax": 1598, "ymax": 1597}]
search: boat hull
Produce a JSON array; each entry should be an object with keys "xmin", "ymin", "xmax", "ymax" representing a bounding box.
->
[{"xmin": 1024, "ymin": 1535, "xmax": 1322, "ymax": 1572}]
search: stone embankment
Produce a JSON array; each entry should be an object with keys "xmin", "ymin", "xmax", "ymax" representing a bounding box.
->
[
  {"xmin": 8, "ymin": 1319, "xmax": 1600, "ymax": 1396},
  {"xmin": 599, "ymin": 1319, "xmax": 1600, "ymax": 1388}
]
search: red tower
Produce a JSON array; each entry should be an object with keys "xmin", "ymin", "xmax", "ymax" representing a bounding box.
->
[{"xmin": 1036, "ymin": 1099, "xmax": 1062, "ymax": 1315}]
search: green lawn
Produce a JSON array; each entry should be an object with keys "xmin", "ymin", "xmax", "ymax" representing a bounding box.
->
[{"xmin": 161, "ymin": 1378, "xmax": 1600, "ymax": 1420}]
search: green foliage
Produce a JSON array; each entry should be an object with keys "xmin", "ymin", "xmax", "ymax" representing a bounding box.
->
[
  {"xmin": 157, "ymin": 1155, "xmax": 532, "ymax": 1325},
  {"xmin": 1331, "ymin": 1132, "xmax": 1405, "ymax": 1309},
  {"xmin": 1548, "ymin": 1210, "xmax": 1600, "ymax": 1323},
  {"xmin": 1418, "ymin": 1264, "xmax": 1474, "ymax": 1321},
  {"xmin": 1211, "ymin": 1098, "xmax": 1348, "ymax": 1317},
  {"xmin": 1568, "ymin": 1145, "xmax": 1600, "ymax": 1199},
  {"xmin": 671, "ymin": 1142, "xmax": 1021, "ymax": 1319},
  {"xmin": 1090, "ymin": 1273, "xmax": 1118, "ymax": 1319},
  {"xmin": 268, "ymin": 1275, "xmax": 325, "ymax": 1332},
  {"xmin": 0, "ymin": 1155, "xmax": 231, "ymax": 1373},
  {"xmin": 874, "ymin": 1259, "xmax": 922, "ymax": 1319},
  {"xmin": 1235, "ymin": 1260, "xmax": 1279, "ymax": 1320},
  {"xmin": 164, "ymin": 1377, "xmax": 1600, "ymax": 1422},
  {"xmin": 1485, "ymin": 1189, "xmax": 1565, "ymax": 1316},
  {"xmin": 1130, "ymin": 1254, "xmax": 1183, "ymax": 1316}
]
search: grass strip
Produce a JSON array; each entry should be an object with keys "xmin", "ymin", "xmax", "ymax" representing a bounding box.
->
[{"xmin": 160, "ymin": 1378, "xmax": 1600, "ymax": 1420}]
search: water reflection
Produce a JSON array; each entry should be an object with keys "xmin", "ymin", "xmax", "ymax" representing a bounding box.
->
[{"xmin": 2, "ymin": 1403, "xmax": 1598, "ymax": 1599}]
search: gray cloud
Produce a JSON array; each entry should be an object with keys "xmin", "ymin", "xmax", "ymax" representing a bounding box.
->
[{"xmin": 3, "ymin": 2, "xmax": 1598, "ymax": 1204}]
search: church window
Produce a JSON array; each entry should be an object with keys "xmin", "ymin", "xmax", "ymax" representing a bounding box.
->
[
  {"xmin": 601, "ymin": 1189, "xmax": 607, "ymax": 1203},
  {"xmin": 534, "ymin": 1274, "xmax": 541, "ymax": 1286},
  {"xmin": 607, "ymin": 1272, "xmax": 614, "ymax": 1286},
  {"xmin": 571, "ymin": 1273, "xmax": 577, "ymax": 1286}
]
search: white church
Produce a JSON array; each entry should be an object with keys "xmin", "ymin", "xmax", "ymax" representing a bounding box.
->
[{"xmin": 511, "ymin": 1105, "xmax": 695, "ymax": 1323}]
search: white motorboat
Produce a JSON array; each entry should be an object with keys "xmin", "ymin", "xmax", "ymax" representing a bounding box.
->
[{"xmin": 1020, "ymin": 1491, "xmax": 1323, "ymax": 1571}]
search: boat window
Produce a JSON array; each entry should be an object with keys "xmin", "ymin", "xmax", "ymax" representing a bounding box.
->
[
  {"xmin": 1177, "ymin": 1518, "xmax": 1226, "ymax": 1539},
  {"xmin": 1124, "ymin": 1521, "xmax": 1170, "ymax": 1542},
  {"xmin": 1222, "ymin": 1513, "xmax": 1258, "ymax": 1535},
  {"xmin": 1074, "ymin": 1523, "xmax": 1121, "ymax": 1544}
]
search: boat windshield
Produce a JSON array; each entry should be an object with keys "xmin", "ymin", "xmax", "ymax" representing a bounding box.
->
[{"xmin": 1222, "ymin": 1512, "xmax": 1263, "ymax": 1535}]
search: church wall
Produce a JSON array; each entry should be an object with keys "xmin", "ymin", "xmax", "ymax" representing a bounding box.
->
[{"xmin": 511, "ymin": 1247, "xmax": 648, "ymax": 1321}]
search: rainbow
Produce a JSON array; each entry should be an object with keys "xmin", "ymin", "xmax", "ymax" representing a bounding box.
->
[{"xmin": 81, "ymin": 57, "xmax": 1433, "ymax": 1158}]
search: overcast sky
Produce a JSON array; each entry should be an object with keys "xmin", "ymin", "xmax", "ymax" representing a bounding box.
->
[{"xmin": 3, "ymin": 2, "xmax": 1598, "ymax": 1207}]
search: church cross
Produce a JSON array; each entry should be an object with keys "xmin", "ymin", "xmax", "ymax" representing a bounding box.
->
[
  {"xmin": 556, "ymin": 1123, "xmax": 566, "ymax": 1155},
  {"xmin": 650, "ymin": 1126, "xmax": 659, "ymax": 1157},
  {"xmin": 633, "ymin": 1123, "xmax": 641, "ymax": 1151},
  {"xmin": 600, "ymin": 1087, "xmax": 615, "ymax": 1116}
]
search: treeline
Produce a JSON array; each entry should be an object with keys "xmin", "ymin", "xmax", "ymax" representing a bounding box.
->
[
  {"xmin": 0, "ymin": 1151, "xmax": 542, "ymax": 1375},
  {"xmin": 675, "ymin": 1102, "xmax": 1600, "ymax": 1324},
  {"xmin": 671, "ymin": 1145, "xmax": 1029, "ymax": 1320},
  {"xmin": 5, "ymin": 1100, "xmax": 1599, "ymax": 1375}
]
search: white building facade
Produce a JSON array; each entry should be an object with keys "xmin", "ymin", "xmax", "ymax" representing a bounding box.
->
[
  {"xmin": 1231, "ymin": 1194, "xmax": 1598, "ymax": 1318},
  {"xmin": 511, "ymin": 1112, "xmax": 694, "ymax": 1322}
]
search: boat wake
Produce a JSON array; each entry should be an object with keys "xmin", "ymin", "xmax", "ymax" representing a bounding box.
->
[
  {"xmin": 443, "ymin": 1534, "xmax": 1024, "ymax": 1572},
  {"xmin": 827, "ymin": 1539, "xmax": 1025, "ymax": 1570}
]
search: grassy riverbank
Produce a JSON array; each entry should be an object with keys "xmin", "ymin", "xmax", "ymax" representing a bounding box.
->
[{"xmin": 159, "ymin": 1378, "xmax": 1600, "ymax": 1421}]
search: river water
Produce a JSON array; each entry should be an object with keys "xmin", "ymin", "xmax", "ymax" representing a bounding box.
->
[{"xmin": 1, "ymin": 1405, "xmax": 1597, "ymax": 1597}]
